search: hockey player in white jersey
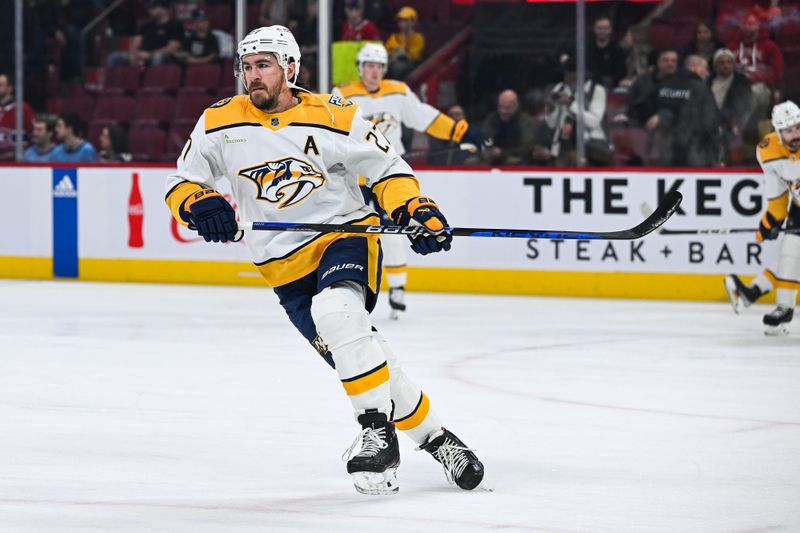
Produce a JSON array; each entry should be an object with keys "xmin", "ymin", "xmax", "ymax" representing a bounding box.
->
[
  {"xmin": 164, "ymin": 26, "xmax": 484, "ymax": 494},
  {"xmin": 724, "ymin": 100, "xmax": 800, "ymax": 335},
  {"xmin": 333, "ymin": 43, "xmax": 473, "ymax": 319}
]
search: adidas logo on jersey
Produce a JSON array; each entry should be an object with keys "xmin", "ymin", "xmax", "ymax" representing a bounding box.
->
[
  {"xmin": 53, "ymin": 175, "xmax": 77, "ymax": 198},
  {"xmin": 238, "ymin": 157, "xmax": 325, "ymax": 208}
]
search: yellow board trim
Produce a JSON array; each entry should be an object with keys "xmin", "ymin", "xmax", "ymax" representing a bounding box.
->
[
  {"xmin": 79, "ymin": 258, "xmax": 268, "ymax": 286},
  {"xmin": 1, "ymin": 256, "xmax": 780, "ymax": 303},
  {"xmin": 0, "ymin": 257, "xmax": 53, "ymax": 279},
  {"xmin": 394, "ymin": 392, "xmax": 430, "ymax": 431},
  {"xmin": 341, "ymin": 363, "xmax": 390, "ymax": 396}
]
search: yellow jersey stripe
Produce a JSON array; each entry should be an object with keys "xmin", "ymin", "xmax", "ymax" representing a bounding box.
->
[
  {"xmin": 383, "ymin": 265, "xmax": 407, "ymax": 274},
  {"xmin": 341, "ymin": 361, "xmax": 390, "ymax": 396},
  {"xmin": 393, "ymin": 392, "xmax": 430, "ymax": 431},
  {"xmin": 257, "ymin": 214, "xmax": 380, "ymax": 287},
  {"xmin": 765, "ymin": 269, "xmax": 800, "ymax": 288},
  {"xmin": 425, "ymin": 113, "xmax": 457, "ymax": 141},
  {"xmin": 765, "ymin": 191, "xmax": 789, "ymax": 223},
  {"xmin": 372, "ymin": 176, "xmax": 421, "ymax": 219},
  {"xmin": 165, "ymin": 180, "xmax": 204, "ymax": 226}
]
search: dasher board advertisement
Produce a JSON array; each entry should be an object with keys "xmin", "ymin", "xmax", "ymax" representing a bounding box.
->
[
  {"xmin": 415, "ymin": 169, "xmax": 775, "ymax": 274},
  {"xmin": 0, "ymin": 166, "xmax": 778, "ymax": 278}
]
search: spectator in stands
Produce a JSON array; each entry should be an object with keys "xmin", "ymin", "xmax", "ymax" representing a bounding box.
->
[
  {"xmin": 51, "ymin": 112, "xmax": 97, "ymax": 163},
  {"xmin": 546, "ymin": 56, "xmax": 610, "ymax": 166},
  {"xmin": 586, "ymin": 15, "xmax": 627, "ymax": 90},
  {"xmin": 682, "ymin": 20, "xmax": 724, "ymax": 69},
  {"xmin": 108, "ymin": 0, "xmax": 184, "ymax": 67},
  {"xmin": 684, "ymin": 54, "xmax": 710, "ymax": 82},
  {"xmin": 0, "ymin": 72, "xmax": 35, "ymax": 136},
  {"xmin": 297, "ymin": 0, "xmax": 319, "ymax": 89},
  {"xmin": 385, "ymin": 7, "xmax": 425, "ymax": 81},
  {"xmin": 23, "ymin": 115, "xmax": 57, "ymax": 162},
  {"xmin": 427, "ymin": 105, "xmax": 483, "ymax": 165},
  {"xmin": 618, "ymin": 49, "xmax": 679, "ymax": 127},
  {"xmin": 98, "ymin": 124, "xmax": 132, "ymax": 163},
  {"xmin": 708, "ymin": 48, "xmax": 754, "ymax": 164},
  {"xmin": 259, "ymin": 0, "xmax": 302, "ymax": 33},
  {"xmin": 176, "ymin": 9, "xmax": 219, "ymax": 65},
  {"xmin": 482, "ymin": 89, "xmax": 539, "ymax": 166},
  {"xmin": 649, "ymin": 55, "xmax": 721, "ymax": 166},
  {"xmin": 0, "ymin": 72, "xmax": 35, "ymax": 161},
  {"xmin": 340, "ymin": 0, "xmax": 380, "ymax": 41},
  {"xmin": 727, "ymin": 12, "xmax": 784, "ymax": 106}
]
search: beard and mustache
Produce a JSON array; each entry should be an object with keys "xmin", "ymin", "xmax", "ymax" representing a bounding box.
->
[{"xmin": 248, "ymin": 82, "xmax": 279, "ymax": 111}]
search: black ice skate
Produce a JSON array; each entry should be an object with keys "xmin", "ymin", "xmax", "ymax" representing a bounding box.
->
[
  {"xmin": 724, "ymin": 275, "xmax": 765, "ymax": 314},
  {"xmin": 388, "ymin": 286, "xmax": 406, "ymax": 320},
  {"xmin": 763, "ymin": 306, "xmax": 793, "ymax": 336},
  {"xmin": 419, "ymin": 428, "xmax": 485, "ymax": 490},
  {"xmin": 342, "ymin": 411, "xmax": 400, "ymax": 495}
]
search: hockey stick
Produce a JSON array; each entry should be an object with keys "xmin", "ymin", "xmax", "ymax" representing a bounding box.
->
[
  {"xmin": 638, "ymin": 201, "xmax": 800, "ymax": 235},
  {"xmin": 237, "ymin": 190, "xmax": 682, "ymax": 241}
]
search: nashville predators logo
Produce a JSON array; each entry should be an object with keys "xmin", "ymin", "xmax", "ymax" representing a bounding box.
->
[{"xmin": 239, "ymin": 157, "xmax": 325, "ymax": 208}]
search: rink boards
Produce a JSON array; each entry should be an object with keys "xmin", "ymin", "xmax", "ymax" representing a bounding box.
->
[{"xmin": 0, "ymin": 164, "xmax": 776, "ymax": 301}]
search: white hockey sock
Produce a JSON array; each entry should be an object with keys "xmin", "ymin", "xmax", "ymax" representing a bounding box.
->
[
  {"xmin": 775, "ymin": 233, "xmax": 800, "ymax": 308},
  {"xmin": 373, "ymin": 330, "xmax": 443, "ymax": 444},
  {"xmin": 311, "ymin": 282, "xmax": 391, "ymax": 416},
  {"xmin": 382, "ymin": 234, "xmax": 408, "ymax": 288},
  {"xmin": 752, "ymin": 272, "xmax": 774, "ymax": 294}
]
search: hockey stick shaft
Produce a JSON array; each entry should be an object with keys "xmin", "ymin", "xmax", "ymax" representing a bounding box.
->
[{"xmin": 238, "ymin": 191, "xmax": 682, "ymax": 241}]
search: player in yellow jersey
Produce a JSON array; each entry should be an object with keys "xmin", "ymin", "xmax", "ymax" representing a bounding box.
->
[
  {"xmin": 724, "ymin": 100, "xmax": 800, "ymax": 335},
  {"xmin": 164, "ymin": 26, "xmax": 484, "ymax": 494},
  {"xmin": 333, "ymin": 43, "xmax": 474, "ymax": 319}
]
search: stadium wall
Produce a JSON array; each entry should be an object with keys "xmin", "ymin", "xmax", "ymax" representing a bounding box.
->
[{"xmin": 0, "ymin": 164, "xmax": 773, "ymax": 301}]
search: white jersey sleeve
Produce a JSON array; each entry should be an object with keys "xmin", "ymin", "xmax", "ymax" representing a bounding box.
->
[
  {"xmin": 165, "ymin": 113, "xmax": 227, "ymax": 194},
  {"xmin": 399, "ymin": 86, "xmax": 440, "ymax": 132},
  {"xmin": 757, "ymin": 145, "xmax": 789, "ymax": 200}
]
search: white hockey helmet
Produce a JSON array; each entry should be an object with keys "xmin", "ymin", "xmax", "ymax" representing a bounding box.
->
[
  {"xmin": 356, "ymin": 43, "xmax": 388, "ymax": 76},
  {"xmin": 771, "ymin": 100, "xmax": 800, "ymax": 133},
  {"xmin": 235, "ymin": 25, "xmax": 301, "ymax": 86}
]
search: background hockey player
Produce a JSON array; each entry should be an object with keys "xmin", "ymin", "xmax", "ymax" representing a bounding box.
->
[
  {"xmin": 164, "ymin": 26, "xmax": 484, "ymax": 495},
  {"xmin": 333, "ymin": 43, "xmax": 475, "ymax": 319},
  {"xmin": 724, "ymin": 100, "xmax": 800, "ymax": 335}
]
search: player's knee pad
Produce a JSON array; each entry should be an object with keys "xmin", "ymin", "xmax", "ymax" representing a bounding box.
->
[{"xmin": 311, "ymin": 282, "xmax": 372, "ymax": 351}]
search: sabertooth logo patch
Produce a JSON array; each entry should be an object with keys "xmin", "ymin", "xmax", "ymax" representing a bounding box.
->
[{"xmin": 239, "ymin": 157, "xmax": 325, "ymax": 208}]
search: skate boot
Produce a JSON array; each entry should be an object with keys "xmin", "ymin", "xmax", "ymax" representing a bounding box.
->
[
  {"xmin": 342, "ymin": 411, "xmax": 400, "ymax": 495},
  {"xmin": 388, "ymin": 286, "xmax": 406, "ymax": 320},
  {"xmin": 724, "ymin": 275, "xmax": 764, "ymax": 314},
  {"xmin": 763, "ymin": 306, "xmax": 793, "ymax": 336},
  {"xmin": 419, "ymin": 428, "xmax": 485, "ymax": 490}
]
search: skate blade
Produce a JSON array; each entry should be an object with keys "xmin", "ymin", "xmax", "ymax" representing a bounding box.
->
[
  {"xmin": 389, "ymin": 309, "xmax": 400, "ymax": 320},
  {"xmin": 763, "ymin": 323, "xmax": 790, "ymax": 336},
  {"xmin": 351, "ymin": 467, "xmax": 399, "ymax": 495},
  {"xmin": 723, "ymin": 277, "xmax": 743, "ymax": 314},
  {"xmin": 474, "ymin": 479, "xmax": 494, "ymax": 492}
]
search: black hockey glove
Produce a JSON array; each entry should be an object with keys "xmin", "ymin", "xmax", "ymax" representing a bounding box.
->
[
  {"xmin": 185, "ymin": 189, "xmax": 238, "ymax": 243},
  {"xmin": 392, "ymin": 197, "xmax": 453, "ymax": 255},
  {"xmin": 757, "ymin": 213, "xmax": 782, "ymax": 242}
]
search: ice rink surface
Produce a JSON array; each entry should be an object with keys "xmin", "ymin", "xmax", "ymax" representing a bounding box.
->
[{"xmin": 0, "ymin": 279, "xmax": 798, "ymax": 533}]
